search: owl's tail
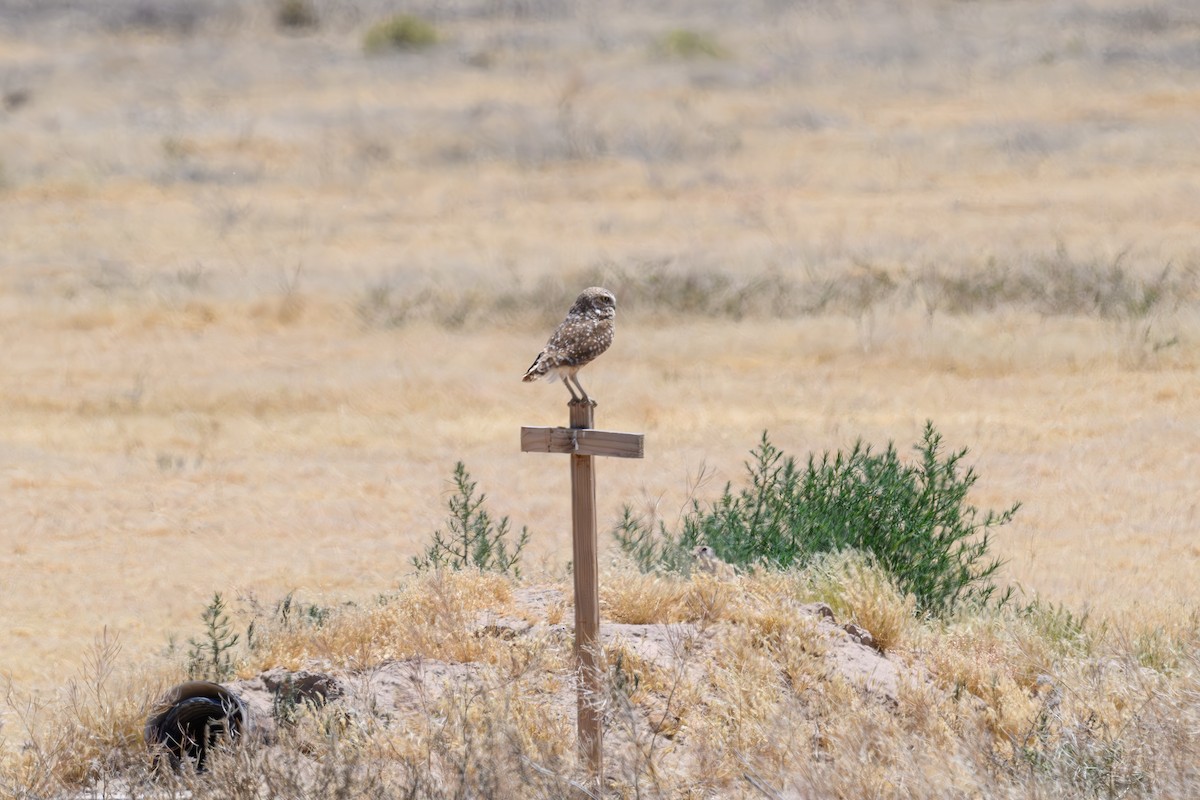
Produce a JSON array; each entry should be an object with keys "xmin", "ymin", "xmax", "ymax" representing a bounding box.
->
[{"xmin": 522, "ymin": 354, "xmax": 548, "ymax": 382}]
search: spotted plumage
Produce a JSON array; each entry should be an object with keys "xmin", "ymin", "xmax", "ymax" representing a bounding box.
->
[{"xmin": 522, "ymin": 287, "xmax": 616, "ymax": 405}]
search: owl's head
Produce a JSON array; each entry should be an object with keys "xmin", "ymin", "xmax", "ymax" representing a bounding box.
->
[{"xmin": 573, "ymin": 286, "xmax": 616, "ymax": 320}]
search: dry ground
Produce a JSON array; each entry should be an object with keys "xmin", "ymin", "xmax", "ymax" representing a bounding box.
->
[{"xmin": 1, "ymin": 0, "xmax": 1198, "ymax": 702}]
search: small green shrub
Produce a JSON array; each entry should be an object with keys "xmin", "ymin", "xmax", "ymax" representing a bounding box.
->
[
  {"xmin": 364, "ymin": 15, "xmax": 438, "ymax": 53},
  {"xmin": 653, "ymin": 29, "xmax": 727, "ymax": 60},
  {"xmin": 614, "ymin": 422, "xmax": 1018, "ymax": 616},
  {"xmin": 1019, "ymin": 596, "xmax": 1092, "ymax": 655},
  {"xmin": 1133, "ymin": 626, "xmax": 1189, "ymax": 673},
  {"xmin": 274, "ymin": 591, "xmax": 331, "ymax": 628},
  {"xmin": 186, "ymin": 593, "xmax": 240, "ymax": 681},
  {"xmin": 413, "ymin": 462, "xmax": 529, "ymax": 577}
]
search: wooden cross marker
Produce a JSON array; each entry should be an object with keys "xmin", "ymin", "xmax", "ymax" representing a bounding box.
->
[{"xmin": 521, "ymin": 400, "xmax": 644, "ymax": 786}]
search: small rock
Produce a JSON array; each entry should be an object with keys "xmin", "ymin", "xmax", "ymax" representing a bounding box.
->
[
  {"xmin": 798, "ymin": 602, "xmax": 835, "ymax": 622},
  {"xmin": 842, "ymin": 623, "xmax": 877, "ymax": 651},
  {"xmin": 472, "ymin": 614, "xmax": 533, "ymax": 639},
  {"xmin": 259, "ymin": 667, "xmax": 343, "ymax": 704}
]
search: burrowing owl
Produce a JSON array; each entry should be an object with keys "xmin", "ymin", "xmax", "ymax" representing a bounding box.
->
[{"xmin": 522, "ymin": 287, "xmax": 616, "ymax": 405}]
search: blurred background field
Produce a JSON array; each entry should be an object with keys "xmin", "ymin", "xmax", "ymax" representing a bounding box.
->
[{"xmin": 0, "ymin": 0, "xmax": 1197, "ymax": 695}]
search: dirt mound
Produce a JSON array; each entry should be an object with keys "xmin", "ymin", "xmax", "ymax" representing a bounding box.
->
[{"xmin": 226, "ymin": 588, "xmax": 903, "ymax": 750}]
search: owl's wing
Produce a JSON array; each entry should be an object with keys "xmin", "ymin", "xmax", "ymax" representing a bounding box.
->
[{"xmin": 545, "ymin": 316, "xmax": 612, "ymax": 367}]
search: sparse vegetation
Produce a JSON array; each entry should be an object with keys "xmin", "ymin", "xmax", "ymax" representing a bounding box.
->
[
  {"xmin": 412, "ymin": 461, "xmax": 530, "ymax": 578},
  {"xmin": 347, "ymin": 255, "xmax": 1198, "ymax": 338},
  {"xmin": 2, "ymin": 569, "xmax": 1197, "ymax": 798},
  {"xmin": 185, "ymin": 593, "xmax": 241, "ymax": 682},
  {"xmin": 653, "ymin": 29, "xmax": 728, "ymax": 60},
  {"xmin": 615, "ymin": 423, "xmax": 1019, "ymax": 617},
  {"xmin": 916, "ymin": 249, "xmax": 1199, "ymax": 320},
  {"xmin": 363, "ymin": 14, "xmax": 438, "ymax": 53}
]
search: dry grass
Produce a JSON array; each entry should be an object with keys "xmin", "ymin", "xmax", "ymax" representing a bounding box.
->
[
  {"xmin": 1, "ymin": 568, "xmax": 1196, "ymax": 798},
  {"xmin": 0, "ymin": 0, "xmax": 1198, "ymax": 793},
  {"xmin": 802, "ymin": 551, "xmax": 917, "ymax": 653}
]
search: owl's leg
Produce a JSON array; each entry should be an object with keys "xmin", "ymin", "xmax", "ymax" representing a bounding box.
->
[
  {"xmin": 561, "ymin": 375, "xmax": 582, "ymax": 403},
  {"xmin": 569, "ymin": 374, "xmax": 592, "ymax": 405}
]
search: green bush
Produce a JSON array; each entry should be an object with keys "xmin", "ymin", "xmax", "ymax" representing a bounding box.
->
[
  {"xmin": 413, "ymin": 462, "xmax": 529, "ymax": 577},
  {"xmin": 614, "ymin": 422, "xmax": 1019, "ymax": 616},
  {"xmin": 363, "ymin": 15, "xmax": 438, "ymax": 53},
  {"xmin": 653, "ymin": 29, "xmax": 727, "ymax": 60}
]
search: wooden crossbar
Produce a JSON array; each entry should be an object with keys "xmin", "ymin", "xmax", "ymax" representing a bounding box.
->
[{"xmin": 520, "ymin": 426, "xmax": 644, "ymax": 459}]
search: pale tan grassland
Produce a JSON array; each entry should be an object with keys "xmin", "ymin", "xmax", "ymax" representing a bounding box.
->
[{"xmin": 0, "ymin": 0, "xmax": 1197, "ymax": 746}]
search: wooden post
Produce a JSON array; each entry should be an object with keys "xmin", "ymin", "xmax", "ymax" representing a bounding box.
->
[
  {"xmin": 521, "ymin": 403, "xmax": 644, "ymax": 789},
  {"xmin": 568, "ymin": 400, "xmax": 602, "ymax": 782}
]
